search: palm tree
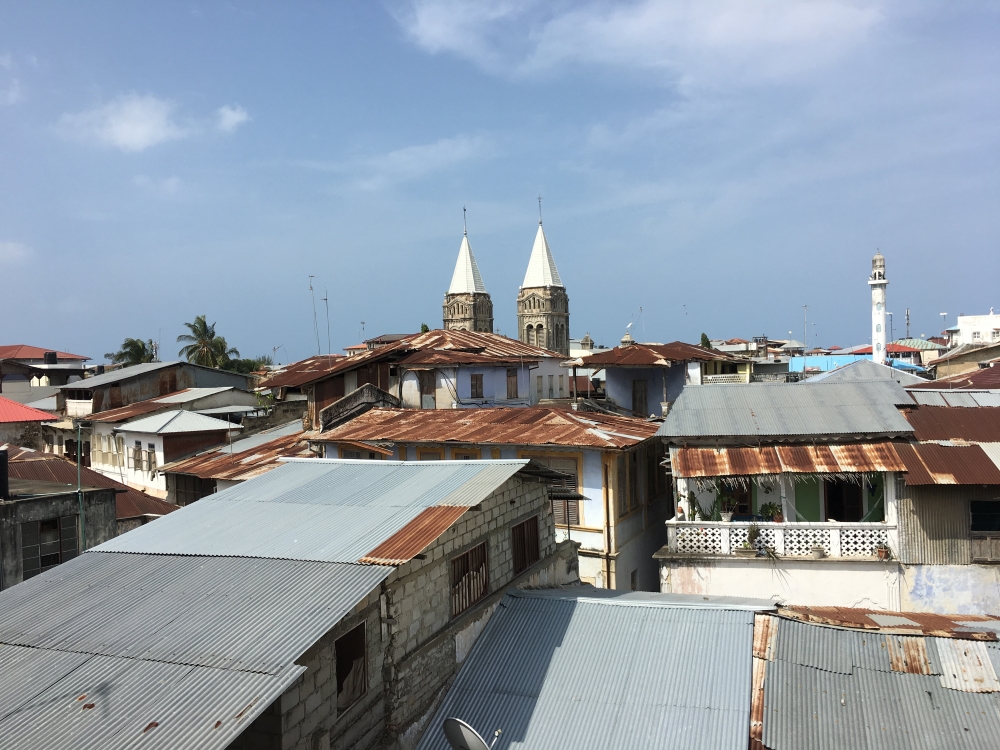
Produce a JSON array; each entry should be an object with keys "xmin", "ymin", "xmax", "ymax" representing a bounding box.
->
[
  {"xmin": 105, "ymin": 338, "xmax": 157, "ymax": 366},
  {"xmin": 177, "ymin": 315, "xmax": 239, "ymax": 368}
]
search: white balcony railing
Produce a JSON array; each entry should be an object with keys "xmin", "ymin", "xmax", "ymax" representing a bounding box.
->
[
  {"xmin": 665, "ymin": 520, "xmax": 893, "ymax": 558},
  {"xmin": 702, "ymin": 373, "xmax": 750, "ymax": 384}
]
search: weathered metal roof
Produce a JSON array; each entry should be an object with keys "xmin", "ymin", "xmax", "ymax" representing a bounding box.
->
[
  {"xmin": 415, "ymin": 588, "xmax": 759, "ymax": 750},
  {"xmin": 757, "ymin": 612, "xmax": 1000, "ymax": 750},
  {"xmin": 893, "ymin": 442, "xmax": 1000, "ymax": 485},
  {"xmin": 161, "ymin": 422, "xmax": 310, "ymax": 482},
  {"xmin": 903, "ymin": 405, "xmax": 1000, "ymax": 442},
  {"xmin": 313, "ymin": 407, "xmax": 659, "ymax": 450},
  {"xmin": 57, "ymin": 361, "xmax": 183, "ymax": 390},
  {"xmin": 805, "ymin": 358, "xmax": 928, "ymax": 386},
  {"xmin": 96, "ymin": 459, "xmax": 529, "ymax": 562},
  {"xmin": 909, "ymin": 366, "xmax": 1000, "ymax": 391},
  {"xmin": 658, "ymin": 381, "xmax": 914, "ymax": 441},
  {"xmin": 672, "ymin": 442, "xmax": 906, "ymax": 478},
  {"xmin": 576, "ymin": 340, "xmax": 731, "ymax": 367},
  {"xmin": 256, "ymin": 354, "xmax": 347, "ymax": 389},
  {"xmin": 0, "ymin": 344, "xmax": 89, "ymax": 360},
  {"xmin": 0, "ymin": 395, "xmax": 57, "ymax": 423},
  {"xmin": 910, "ymin": 390, "xmax": 1000, "ymax": 407},
  {"xmin": 779, "ymin": 606, "xmax": 1000, "ymax": 640},
  {"xmin": 6, "ymin": 447, "xmax": 176, "ymax": 520},
  {"xmin": 88, "ymin": 388, "xmax": 249, "ymax": 422},
  {"xmin": 0, "ymin": 552, "xmax": 387, "ymax": 750},
  {"xmin": 118, "ymin": 409, "xmax": 235, "ymax": 435}
]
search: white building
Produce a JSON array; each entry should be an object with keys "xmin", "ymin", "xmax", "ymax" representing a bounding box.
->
[
  {"xmin": 952, "ymin": 309, "xmax": 1000, "ymax": 347},
  {"xmin": 869, "ymin": 251, "xmax": 888, "ymax": 364}
]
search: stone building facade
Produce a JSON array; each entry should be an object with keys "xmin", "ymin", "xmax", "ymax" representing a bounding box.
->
[
  {"xmin": 229, "ymin": 472, "xmax": 579, "ymax": 750},
  {"xmin": 517, "ymin": 223, "xmax": 570, "ymax": 356}
]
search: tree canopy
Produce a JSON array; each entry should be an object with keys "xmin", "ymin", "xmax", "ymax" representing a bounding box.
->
[
  {"xmin": 700, "ymin": 332, "xmax": 712, "ymax": 349},
  {"xmin": 104, "ymin": 338, "xmax": 157, "ymax": 367},
  {"xmin": 177, "ymin": 315, "xmax": 239, "ymax": 368}
]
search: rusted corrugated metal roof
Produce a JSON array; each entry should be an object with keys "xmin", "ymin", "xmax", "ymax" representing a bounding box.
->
[
  {"xmin": 577, "ymin": 340, "xmax": 734, "ymax": 367},
  {"xmin": 672, "ymin": 442, "xmax": 907, "ymax": 478},
  {"xmin": 161, "ymin": 426, "xmax": 312, "ymax": 481},
  {"xmin": 6, "ymin": 448, "xmax": 177, "ymax": 520},
  {"xmin": 909, "ymin": 365, "xmax": 1000, "ymax": 390},
  {"xmin": 0, "ymin": 396, "xmax": 57, "ymax": 424},
  {"xmin": 359, "ymin": 505, "xmax": 468, "ymax": 564},
  {"xmin": 85, "ymin": 393, "xmax": 190, "ymax": 423},
  {"xmin": 780, "ymin": 606, "xmax": 1000, "ymax": 640},
  {"xmin": 313, "ymin": 406, "xmax": 659, "ymax": 449},
  {"xmin": 903, "ymin": 405, "xmax": 1000, "ymax": 442},
  {"xmin": 259, "ymin": 330, "xmax": 562, "ymax": 389},
  {"xmin": 894, "ymin": 442, "xmax": 1000, "ymax": 485}
]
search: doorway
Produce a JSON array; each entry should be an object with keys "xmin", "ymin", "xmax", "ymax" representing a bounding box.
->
[{"xmin": 824, "ymin": 479, "xmax": 863, "ymax": 522}]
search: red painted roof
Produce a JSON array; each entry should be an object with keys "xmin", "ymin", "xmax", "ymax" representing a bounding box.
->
[
  {"xmin": 852, "ymin": 343, "xmax": 923, "ymax": 354},
  {"xmin": 0, "ymin": 396, "xmax": 57, "ymax": 423},
  {"xmin": 0, "ymin": 345, "xmax": 89, "ymax": 361},
  {"xmin": 577, "ymin": 341, "xmax": 735, "ymax": 367}
]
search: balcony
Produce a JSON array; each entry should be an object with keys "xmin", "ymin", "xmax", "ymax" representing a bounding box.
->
[
  {"xmin": 702, "ymin": 373, "xmax": 750, "ymax": 384},
  {"xmin": 665, "ymin": 520, "xmax": 894, "ymax": 558}
]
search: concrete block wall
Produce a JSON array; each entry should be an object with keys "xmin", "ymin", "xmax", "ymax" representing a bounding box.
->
[{"xmin": 230, "ymin": 587, "xmax": 385, "ymax": 750}]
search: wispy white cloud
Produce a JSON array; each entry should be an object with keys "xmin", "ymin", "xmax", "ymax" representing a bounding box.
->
[
  {"xmin": 352, "ymin": 134, "xmax": 495, "ymax": 190},
  {"xmin": 0, "ymin": 241, "xmax": 33, "ymax": 264},
  {"xmin": 0, "ymin": 51, "xmax": 21, "ymax": 105},
  {"xmin": 216, "ymin": 104, "xmax": 249, "ymax": 133},
  {"xmin": 57, "ymin": 94, "xmax": 189, "ymax": 152},
  {"xmin": 397, "ymin": 0, "xmax": 882, "ymax": 86}
]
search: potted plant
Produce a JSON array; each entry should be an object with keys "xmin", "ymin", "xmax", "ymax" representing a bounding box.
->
[
  {"xmin": 758, "ymin": 502, "xmax": 783, "ymax": 523},
  {"xmin": 810, "ymin": 545, "xmax": 826, "ymax": 559},
  {"xmin": 719, "ymin": 490, "xmax": 736, "ymax": 522},
  {"xmin": 875, "ymin": 543, "xmax": 892, "ymax": 561},
  {"xmin": 735, "ymin": 542, "xmax": 757, "ymax": 557},
  {"xmin": 734, "ymin": 521, "xmax": 761, "ymax": 557}
]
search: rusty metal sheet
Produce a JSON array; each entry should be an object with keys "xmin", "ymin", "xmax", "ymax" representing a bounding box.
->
[
  {"xmin": 85, "ymin": 394, "xmax": 190, "ymax": 423},
  {"xmin": 672, "ymin": 442, "xmax": 906, "ymax": 478},
  {"xmin": 316, "ymin": 406, "xmax": 659, "ymax": 450},
  {"xmin": 886, "ymin": 635, "xmax": 934, "ymax": 675},
  {"xmin": 160, "ymin": 425, "xmax": 312, "ymax": 482},
  {"xmin": 936, "ymin": 640, "xmax": 1000, "ymax": 692},
  {"xmin": 576, "ymin": 340, "xmax": 733, "ymax": 367},
  {"xmin": 904, "ymin": 405, "xmax": 1000, "ymax": 442},
  {"xmin": 359, "ymin": 505, "xmax": 468, "ymax": 564},
  {"xmin": 896, "ymin": 442, "xmax": 1000, "ymax": 485},
  {"xmin": 780, "ymin": 606, "xmax": 1000, "ymax": 641},
  {"xmin": 749, "ymin": 656, "xmax": 767, "ymax": 749},
  {"xmin": 753, "ymin": 613, "xmax": 779, "ymax": 660}
]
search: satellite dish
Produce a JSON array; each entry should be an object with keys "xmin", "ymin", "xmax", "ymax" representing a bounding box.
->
[{"xmin": 443, "ymin": 718, "xmax": 502, "ymax": 750}]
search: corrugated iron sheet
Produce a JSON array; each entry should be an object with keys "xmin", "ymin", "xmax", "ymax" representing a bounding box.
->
[
  {"xmin": 909, "ymin": 366, "xmax": 1000, "ymax": 391},
  {"xmin": 315, "ymin": 407, "xmax": 659, "ymax": 450},
  {"xmin": 577, "ymin": 341, "xmax": 731, "ymax": 367},
  {"xmin": 0, "ymin": 552, "xmax": 389, "ymax": 674},
  {"xmin": 0, "ymin": 646, "xmax": 303, "ymax": 750},
  {"xmin": 118, "ymin": 410, "xmax": 235, "ymax": 435},
  {"xmin": 903, "ymin": 405, "xmax": 1000, "ymax": 442},
  {"xmin": 894, "ymin": 442, "xmax": 1000, "ymax": 485},
  {"xmin": 359, "ymin": 505, "xmax": 468, "ymax": 564},
  {"xmin": 672, "ymin": 442, "xmax": 906, "ymax": 478},
  {"xmin": 7, "ymin": 448, "xmax": 177, "ymax": 520},
  {"xmin": 415, "ymin": 588, "xmax": 757, "ymax": 750},
  {"xmin": 86, "ymin": 393, "xmax": 189, "ymax": 423},
  {"xmin": 658, "ymin": 381, "xmax": 915, "ymax": 441},
  {"xmin": 896, "ymin": 484, "xmax": 974, "ymax": 565},
  {"xmin": 96, "ymin": 459, "xmax": 527, "ymax": 562},
  {"xmin": 0, "ymin": 344, "xmax": 89, "ymax": 360},
  {"xmin": 779, "ymin": 607, "xmax": 1000, "ymax": 640},
  {"xmin": 935, "ymin": 640, "xmax": 1000, "ymax": 693},
  {"xmin": 0, "ymin": 395, "xmax": 58, "ymax": 423},
  {"xmin": 161, "ymin": 423, "xmax": 311, "ymax": 481}
]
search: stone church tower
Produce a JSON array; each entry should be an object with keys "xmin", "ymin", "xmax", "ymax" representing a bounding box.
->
[
  {"xmin": 443, "ymin": 228, "xmax": 493, "ymax": 332},
  {"xmin": 517, "ymin": 220, "xmax": 570, "ymax": 355}
]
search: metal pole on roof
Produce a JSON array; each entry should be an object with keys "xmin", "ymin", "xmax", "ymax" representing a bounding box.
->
[{"xmin": 75, "ymin": 419, "xmax": 87, "ymax": 551}]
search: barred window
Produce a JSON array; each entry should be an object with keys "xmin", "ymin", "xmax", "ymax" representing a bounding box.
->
[
  {"xmin": 511, "ymin": 516, "xmax": 540, "ymax": 575},
  {"xmin": 335, "ymin": 624, "xmax": 367, "ymax": 711},
  {"xmin": 451, "ymin": 541, "xmax": 489, "ymax": 617},
  {"xmin": 21, "ymin": 516, "xmax": 77, "ymax": 580},
  {"xmin": 470, "ymin": 374, "xmax": 484, "ymax": 399}
]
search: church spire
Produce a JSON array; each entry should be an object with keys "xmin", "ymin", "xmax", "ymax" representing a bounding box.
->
[
  {"xmin": 521, "ymin": 223, "xmax": 563, "ymax": 288},
  {"xmin": 443, "ymin": 212, "xmax": 493, "ymax": 333},
  {"xmin": 447, "ymin": 229, "xmax": 487, "ymax": 295}
]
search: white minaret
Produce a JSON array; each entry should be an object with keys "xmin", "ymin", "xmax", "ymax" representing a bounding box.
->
[{"xmin": 869, "ymin": 251, "xmax": 888, "ymax": 364}]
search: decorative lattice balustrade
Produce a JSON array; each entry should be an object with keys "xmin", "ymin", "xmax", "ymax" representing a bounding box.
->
[{"xmin": 666, "ymin": 521, "xmax": 894, "ymax": 558}]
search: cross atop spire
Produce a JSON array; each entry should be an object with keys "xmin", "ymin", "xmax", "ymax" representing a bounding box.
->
[
  {"xmin": 463, "ymin": 205, "xmax": 467, "ymax": 236},
  {"xmin": 538, "ymin": 194, "xmax": 543, "ymax": 225}
]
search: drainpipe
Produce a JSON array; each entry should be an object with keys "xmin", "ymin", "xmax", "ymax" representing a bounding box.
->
[
  {"xmin": 75, "ymin": 419, "xmax": 87, "ymax": 551},
  {"xmin": 603, "ymin": 459, "xmax": 613, "ymax": 589}
]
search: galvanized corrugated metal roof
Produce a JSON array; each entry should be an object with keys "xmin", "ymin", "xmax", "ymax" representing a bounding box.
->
[
  {"xmin": 57, "ymin": 361, "xmax": 182, "ymax": 390},
  {"xmin": 780, "ymin": 606, "xmax": 1000, "ymax": 640},
  {"xmin": 118, "ymin": 409, "xmax": 236, "ymax": 435},
  {"xmin": 0, "ymin": 552, "xmax": 389, "ymax": 674},
  {"xmin": 658, "ymin": 381, "xmax": 915, "ymax": 441},
  {"xmin": 759, "ymin": 613, "xmax": 1000, "ymax": 750},
  {"xmin": 671, "ymin": 442, "xmax": 906, "ymax": 478},
  {"xmin": 415, "ymin": 588, "xmax": 758, "ymax": 750},
  {"xmin": 96, "ymin": 459, "xmax": 528, "ymax": 562},
  {"xmin": 804, "ymin": 358, "xmax": 928, "ymax": 386},
  {"xmin": 314, "ymin": 406, "xmax": 659, "ymax": 450}
]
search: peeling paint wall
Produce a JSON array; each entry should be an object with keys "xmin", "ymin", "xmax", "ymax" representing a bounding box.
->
[{"xmin": 900, "ymin": 564, "xmax": 1000, "ymax": 614}]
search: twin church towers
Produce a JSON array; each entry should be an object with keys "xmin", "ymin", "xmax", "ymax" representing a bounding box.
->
[{"xmin": 442, "ymin": 211, "xmax": 570, "ymax": 355}]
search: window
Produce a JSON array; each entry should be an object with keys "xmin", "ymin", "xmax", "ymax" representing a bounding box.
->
[
  {"xmin": 491, "ymin": 448, "xmax": 502, "ymax": 460},
  {"xmin": 824, "ymin": 479, "xmax": 863, "ymax": 522},
  {"xmin": 993, "ymin": 330, "xmax": 1000, "ymax": 341},
  {"xmin": 132, "ymin": 441, "xmax": 142, "ymax": 470},
  {"xmin": 526, "ymin": 455, "xmax": 580, "ymax": 525},
  {"xmin": 335, "ymin": 624, "xmax": 367, "ymax": 711},
  {"xmin": 453, "ymin": 450, "xmax": 479, "ymax": 460},
  {"xmin": 418, "ymin": 450, "xmax": 443, "ymax": 461},
  {"xmin": 558, "ymin": 375, "xmax": 565, "ymax": 398},
  {"xmin": 511, "ymin": 516, "xmax": 540, "ymax": 574},
  {"xmin": 506, "ymin": 368, "xmax": 518, "ymax": 400},
  {"xmin": 470, "ymin": 374, "xmax": 484, "ymax": 399},
  {"xmin": 21, "ymin": 516, "xmax": 77, "ymax": 580},
  {"xmin": 630, "ymin": 569, "xmax": 638, "ymax": 591},
  {"xmin": 973, "ymin": 331, "xmax": 982, "ymax": 341},
  {"xmin": 548, "ymin": 374, "xmax": 554, "ymax": 399},
  {"xmin": 632, "ymin": 380, "xmax": 648, "ymax": 417},
  {"xmin": 451, "ymin": 541, "xmax": 489, "ymax": 616},
  {"xmin": 418, "ymin": 370, "xmax": 436, "ymax": 409},
  {"xmin": 341, "ymin": 448, "xmax": 362, "ymax": 459},
  {"xmin": 147, "ymin": 443, "xmax": 156, "ymax": 472},
  {"xmin": 173, "ymin": 474, "xmax": 216, "ymax": 506},
  {"xmin": 971, "ymin": 501, "xmax": 1000, "ymax": 563},
  {"xmin": 536, "ymin": 375, "xmax": 543, "ymax": 399}
]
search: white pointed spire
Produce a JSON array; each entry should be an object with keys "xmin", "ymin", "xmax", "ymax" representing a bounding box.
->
[
  {"xmin": 521, "ymin": 222, "xmax": 563, "ymax": 288},
  {"xmin": 447, "ymin": 232, "xmax": 487, "ymax": 294}
]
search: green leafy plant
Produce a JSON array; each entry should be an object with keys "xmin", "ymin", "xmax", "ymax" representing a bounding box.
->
[
  {"xmin": 177, "ymin": 315, "xmax": 240, "ymax": 368},
  {"xmin": 758, "ymin": 501, "xmax": 782, "ymax": 520},
  {"xmin": 104, "ymin": 338, "xmax": 157, "ymax": 366}
]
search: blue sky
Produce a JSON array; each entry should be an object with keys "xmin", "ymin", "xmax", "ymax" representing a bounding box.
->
[{"xmin": 1, "ymin": 1, "xmax": 997, "ymax": 362}]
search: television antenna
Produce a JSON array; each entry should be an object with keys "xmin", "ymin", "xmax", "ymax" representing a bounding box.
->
[{"xmin": 443, "ymin": 718, "xmax": 502, "ymax": 750}]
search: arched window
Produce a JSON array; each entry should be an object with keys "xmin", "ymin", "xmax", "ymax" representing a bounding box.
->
[
  {"xmin": 876, "ymin": 324, "xmax": 881, "ymax": 333},
  {"xmin": 536, "ymin": 325, "xmax": 545, "ymax": 348},
  {"xmin": 526, "ymin": 325, "xmax": 534, "ymax": 346}
]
